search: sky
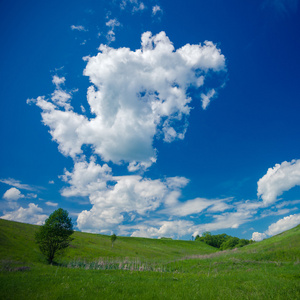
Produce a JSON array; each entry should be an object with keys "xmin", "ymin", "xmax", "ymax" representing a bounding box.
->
[{"xmin": 1, "ymin": 0, "xmax": 300, "ymax": 241}]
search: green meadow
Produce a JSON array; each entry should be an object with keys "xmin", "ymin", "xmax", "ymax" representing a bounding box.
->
[{"xmin": 0, "ymin": 219, "xmax": 299, "ymax": 299}]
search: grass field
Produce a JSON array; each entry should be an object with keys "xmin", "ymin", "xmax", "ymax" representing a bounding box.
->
[{"xmin": 0, "ymin": 219, "xmax": 299, "ymax": 299}]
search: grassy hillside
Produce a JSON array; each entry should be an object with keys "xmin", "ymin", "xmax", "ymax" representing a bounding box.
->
[
  {"xmin": 237, "ymin": 224, "xmax": 300, "ymax": 262},
  {"xmin": 0, "ymin": 219, "xmax": 299, "ymax": 299},
  {"xmin": 0, "ymin": 219, "xmax": 216, "ymax": 264}
]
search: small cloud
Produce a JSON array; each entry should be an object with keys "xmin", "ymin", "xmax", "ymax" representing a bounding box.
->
[
  {"xmin": 106, "ymin": 18, "xmax": 121, "ymax": 28},
  {"xmin": 251, "ymin": 231, "xmax": 267, "ymax": 241},
  {"xmin": 71, "ymin": 25, "xmax": 87, "ymax": 31},
  {"xmin": 45, "ymin": 201, "xmax": 58, "ymax": 207},
  {"xmin": 200, "ymin": 89, "xmax": 216, "ymax": 110},
  {"xmin": 49, "ymin": 180, "xmax": 55, "ymax": 184},
  {"xmin": 152, "ymin": 5, "xmax": 162, "ymax": 15},
  {"xmin": 105, "ymin": 18, "xmax": 121, "ymax": 43},
  {"xmin": 52, "ymin": 75, "xmax": 65, "ymax": 87},
  {"xmin": 26, "ymin": 193, "xmax": 37, "ymax": 199},
  {"xmin": 3, "ymin": 187, "xmax": 24, "ymax": 201},
  {"xmin": 80, "ymin": 105, "xmax": 86, "ymax": 113}
]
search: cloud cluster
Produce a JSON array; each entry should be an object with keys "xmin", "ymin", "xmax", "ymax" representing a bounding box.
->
[
  {"xmin": 61, "ymin": 158, "xmax": 267, "ymax": 236},
  {"xmin": 61, "ymin": 159, "xmax": 191, "ymax": 233},
  {"xmin": 1, "ymin": 179, "xmax": 47, "ymax": 225},
  {"xmin": 105, "ymin": 19, "xmax": 121, "ymax": 43},
  {"xmin": 257, "ymin": 159, "xmax": 300, "ymax": 205},
  {"xmin": 120, "ymin": 0, "xmax": 146, "ymax": 13}
]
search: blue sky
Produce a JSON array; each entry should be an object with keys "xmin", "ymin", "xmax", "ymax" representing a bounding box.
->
[{"xmin": 1, "ymin": 0, "xmax": 300, "ymax": 240}]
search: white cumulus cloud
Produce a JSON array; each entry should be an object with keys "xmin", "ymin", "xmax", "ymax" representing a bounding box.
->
[
  {"xmin": 3, "ymin": 187, "xmax": 24, "ymax": 201},
  {"xmin": 0, "ymin": 203, "xmax": 48, "ymax": 225},
  {"xmin": 265, "ymin": 213, "xmax": 300, "ymax": 236},
  {"xmin": 251, "ymin": 232, "xmax": 267, "ymax": 241},
  {"xmin": 257, "ymin": 159, "xmax": 300, "ymax": 206},
  {"xmin": 60, "ymin": 159, "xmax": 192, "ymax": 234},
  {"xmin": 30, "ymin": 31, "xmax": 226, "ymax": 171},
  {"xmin": 252, "ymin": 213, "xmax": 300, "ymax": 241}
]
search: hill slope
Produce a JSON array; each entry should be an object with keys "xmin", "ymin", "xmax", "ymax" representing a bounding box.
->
[
  {"xmin": 1, "ymin": 219, "xmax": 299, "ymax": 300},
  {"xmin": 237, "ymin": 224, "xmax": 300, "ymax": 262},
  {"xmin": 0, "ymin": 219, "xmax": 216, "ymax": 265}
]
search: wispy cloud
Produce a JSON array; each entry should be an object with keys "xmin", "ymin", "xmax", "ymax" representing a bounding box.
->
[
  {"xmin": 105, "ymin": 18, "xmax": 121, "ymax": 43},
  {"xmin": 0, "ymin": 178, "xmax": 36, "ymax": 191},
  {"xmin": 120, "ymin": 0, "xmax": 146, "ymax": 13},
  {"xmin": 262, "ymin": 0, "xmax": 299, "ymax": 16},
  {"xmin": 71, "ymin": 25, "xmax": 87, "ymax": 31},
  {"xmin": 152, "ymin": 5, "xmax": 162, "ymax": 16}
]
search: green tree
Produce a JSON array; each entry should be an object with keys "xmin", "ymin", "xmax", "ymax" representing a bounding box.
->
[
  {"xmin": 111, "ymin": 233, "xmax": 117, "ymax": 248},
  {"xmin": 220, "ymin": 237, "xmax": 240, "ymax": 250},
  {"xmin": 35, "ymin": 208, "xmax": 74, "ymax": 263}
]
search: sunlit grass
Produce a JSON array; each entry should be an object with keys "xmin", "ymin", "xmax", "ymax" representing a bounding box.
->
[{"xmin": 0, "ymin": 219, "xmax": 299, "ymax": 299}]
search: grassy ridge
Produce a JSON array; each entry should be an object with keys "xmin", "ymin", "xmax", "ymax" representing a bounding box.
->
[
  {"xmin": 0, "ymin": 219, "xmax": 217, "ymax": 265},
  {"xmin": 0, "ymin": 219, "xmax": 300, "ymax": 299}
]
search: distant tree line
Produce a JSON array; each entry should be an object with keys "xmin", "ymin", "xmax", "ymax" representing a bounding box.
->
[{"xmin": 195, "ymin": 231, "xmax": 254, "ymax": 250}]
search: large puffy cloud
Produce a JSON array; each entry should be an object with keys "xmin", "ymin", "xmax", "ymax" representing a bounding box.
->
[
  {"xmin": 0, "ymin": 203, "xmax": 48, "ymax": 225},
  {"xmin": 257, "ymin": 159, "xmax": 300, "ymax": 205},
  {"xmin": 252, "ymin": 213, "xmax": 300, "ymax": 241},
  {"xmin": 30, "ymin": 31, "xmax": 226, "ymax": 170}
]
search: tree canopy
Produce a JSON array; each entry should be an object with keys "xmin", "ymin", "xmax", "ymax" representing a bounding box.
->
[
  {"xmin": 35, "ymin": 208, "xmax": 74, "ymax": 263},
  {"xmin": 195, "ymin": 232, "xmax": 252, "ymax": 250}
]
